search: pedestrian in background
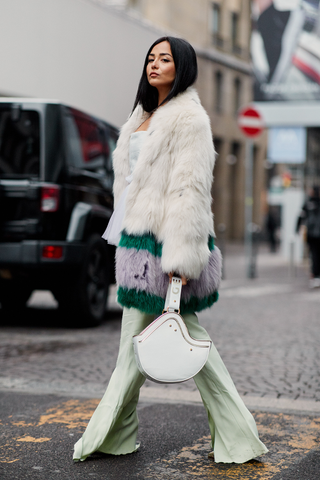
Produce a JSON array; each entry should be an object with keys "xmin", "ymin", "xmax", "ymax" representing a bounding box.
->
[
  {"xmin": 73, "ymin": 36, "xmax": 268, "ymax": 464},
  {"xmin": 297, "ymin": 186, "xmax": 320, "ymax": 288},
  {"xmin": 265, "ymin": 206, "xmax": 278, "ymax": 252}
]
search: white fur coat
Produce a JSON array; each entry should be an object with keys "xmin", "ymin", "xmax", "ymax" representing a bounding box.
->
[{"xmin": 113, "ymin": 87, "xmax": 216, "ymax": 280}]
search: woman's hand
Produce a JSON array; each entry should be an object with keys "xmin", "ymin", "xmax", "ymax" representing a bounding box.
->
[{"xmin": 168, "ymin": 272, "xmax": 188, "ymax": 285}]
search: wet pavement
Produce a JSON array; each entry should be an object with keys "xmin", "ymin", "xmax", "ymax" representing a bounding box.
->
[{"xmin": 1, "ymin": 243, "xmax": 320, "ymax": 479}]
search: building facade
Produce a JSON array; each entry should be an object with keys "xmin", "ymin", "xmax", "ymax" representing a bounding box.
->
[{"xmin": 126, "ymin": 0, "xmax": 268, "ymax": 240}]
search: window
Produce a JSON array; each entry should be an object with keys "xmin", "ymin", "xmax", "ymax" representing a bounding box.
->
[
  {"xmin": 214, "ymin": 71, "xmax": 223, "ymax": 113},
  {"xmin": 128, "ymin": 0, "xmax": 141, "ymax": 11},
  {"xmin": 64, "ymin": 108, "xmax": 108, "ymax": 172},
  {"xmin": 210, "ymin": 3, "xmax": 223, "ymax": 47},
  {"xmin": 231, "ymin": 142, "xmax": 240, "ymax": 164},
  {"xmin": 211, "ymin": 3, "xmax": 220, "ymax": 35},
  {"xmin": 231, "ymin": 12, "xmax": 241, "ymax": 53},
  {"xmin": 72, "ymin": 112, "xmax": 105, "ymax": 166},
  {"xmin": 101, "ymin": 128, "xmax": 117, "ymax": 190},
  {"xmin": 0, "ymin": 108, "xmax": 40, "ymax": 178},
  {"xmin": 234, "ymin": 78, "xmax": 241, "ymax": 115}
]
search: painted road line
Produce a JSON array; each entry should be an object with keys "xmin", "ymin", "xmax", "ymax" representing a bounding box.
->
[
  {"xmin": 1, "ymin": 398, "xmax": 320, "ymax": 480},
  {"xmin": 140, "ymin": 411, "xmax": 320, "ymax": 479}
]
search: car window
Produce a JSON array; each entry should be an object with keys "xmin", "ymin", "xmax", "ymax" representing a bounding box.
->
[
  {"xmin": 104, "ymin": 129, "xmax": 117, "ymax": 174},
  {"xmin": 108, "ymin": 130, "xmax": 117, "ymax": 169},
  {"xmin": 97, "ymin": 128, "xmax": 117, "ymax": 190},
  {"xmin": 0, "ymin": 108, "xmax": 40, "ymax": 178},
  {"xmin": 64, "ymin": 108, "xmax": 107, "ymax": 172}
]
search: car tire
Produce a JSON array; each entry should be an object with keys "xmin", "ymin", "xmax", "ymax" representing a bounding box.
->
[{"xmin": 56, "ymin": 234, "xmax": 111, "ymax": 326}]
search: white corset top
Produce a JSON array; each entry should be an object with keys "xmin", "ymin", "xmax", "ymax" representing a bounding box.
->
[
  {"xmin": 102, "ymin": 130, "xmax": 148, "ymax": 246},
  {"xmin": 129, "ymin": 131, "xmax": 148, "ymax": 175}
]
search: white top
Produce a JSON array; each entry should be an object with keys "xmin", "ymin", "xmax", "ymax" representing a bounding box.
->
[
  {"xmin": 102, "ymin": 131, "xmax": 148, "ymax": 245},
  {"xmin": 129, "ymin": 131, "xmax": 147, "ymax": 174}
]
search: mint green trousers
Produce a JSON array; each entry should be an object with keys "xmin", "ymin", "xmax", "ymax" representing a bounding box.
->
[{"xmin": 73, "ymin": 308, "xmax": 268, "ymax": 463}]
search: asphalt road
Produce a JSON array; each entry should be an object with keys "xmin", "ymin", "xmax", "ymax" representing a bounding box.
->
[{"xmin": 1, "ymin": 244, "xmax": 320, "ymax": 479}]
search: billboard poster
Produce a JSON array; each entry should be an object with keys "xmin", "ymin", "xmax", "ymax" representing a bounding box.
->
[{"xmin": 251, "ymin": 0, "xmax": 320, "ymax": 101}]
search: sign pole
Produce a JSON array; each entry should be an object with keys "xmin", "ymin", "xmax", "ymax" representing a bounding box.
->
[
  {"xmin": 245, "ymin": 138, "xmax": 254, "ymax": 278},
  {"xmin": 238, "ymin": 104, "xmax": 264, "ymax": 279}
]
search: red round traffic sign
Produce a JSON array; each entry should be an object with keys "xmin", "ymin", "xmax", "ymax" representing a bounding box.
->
[{"xmin": 238, "ymin": 106, "xmax": 264, "ymax": 138}]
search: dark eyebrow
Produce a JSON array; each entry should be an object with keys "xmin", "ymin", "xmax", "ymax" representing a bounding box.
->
[{"xmin": 148, "ymin": 52, "xmax": 173, "ymax": 58}]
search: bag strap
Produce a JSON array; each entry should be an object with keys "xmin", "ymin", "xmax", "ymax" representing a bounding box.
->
[{"xmin": 164, "ymin": 276, "xmax": 182, "ymax": 313}]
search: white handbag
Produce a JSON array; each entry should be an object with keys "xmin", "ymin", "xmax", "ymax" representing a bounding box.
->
[{"xmin": 132, "ymin": 277, "xmax": 212, "ymax": 383}]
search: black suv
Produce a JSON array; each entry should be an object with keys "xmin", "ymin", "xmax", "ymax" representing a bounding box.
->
[{"xmin": 0, "ymin": 99, "xmax": 118, "ymax": 325}]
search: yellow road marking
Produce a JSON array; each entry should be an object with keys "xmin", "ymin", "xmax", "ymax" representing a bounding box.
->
[
  {"xmin": 1, "ymin": 399, "xmax": 320, "ymax": 480},
  {"xmin": 142, "ymin": 412, "xmax": 320, "ymax": 479},
  {"xmin": 0, "ymin": 399, "xmax": 100, "ymax": 464},
  {"xmin": 16, "ymin": 436, "xmax": 51, "ymax": 443},
  {"xmin": 10, "ymin": 399, "xmax": 99, "ymax": 431},
  {"xmin": 12, "ymin": 421, "xmax": 35, "ymax": 427},
  {"xmin": 0, "ymin": 459, "xmax": 19, "ymax": 464},
  {"xmin": 37, "ymin": 399, "xmax": 99, "ymax": 429}
]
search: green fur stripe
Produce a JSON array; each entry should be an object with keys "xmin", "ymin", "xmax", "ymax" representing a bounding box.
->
[
  {"xmin": 119, "ymin": 231, "xmax": 215, "ymax": 256},
  {"xmin": 208, "ymin": 236, "xmax": 215, "ymax": 251},
  {"xmin": 117, "ymin": 286, "xmax": 219, "ymax": 315},
  {"xmin": 119, "ymin": 231, "xmax": 163, "ymax": 257},
  {"xmin": 182, "ymin": 291, "xmax": 219, "ymax": 313},
  {"xmin": 117, "ymin": 286, "xmax": 164, "ymax": 314}
]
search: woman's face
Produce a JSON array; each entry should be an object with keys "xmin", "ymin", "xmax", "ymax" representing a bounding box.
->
[{"xmin": 146, "ymin": 41, "xmax": 176, "ymax": 91}]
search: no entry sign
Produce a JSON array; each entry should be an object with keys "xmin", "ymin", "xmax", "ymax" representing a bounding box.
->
[{"xmin": 238, "ymin": 106, "xmax": 264, "ymax": 138}]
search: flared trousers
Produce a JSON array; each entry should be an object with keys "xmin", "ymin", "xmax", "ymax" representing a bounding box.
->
[{"xmin": 73, "ymin": 308, "xmax": 268, "ymax": 463}]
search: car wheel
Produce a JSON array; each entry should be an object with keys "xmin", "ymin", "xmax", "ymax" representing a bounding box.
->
[{"xmin": 57, "ymin": 234, "xmax": 110, "ymax": 326}]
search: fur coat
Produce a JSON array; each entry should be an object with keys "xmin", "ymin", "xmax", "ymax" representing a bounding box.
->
[{"xmin": 113, "ymin": 87, "xmax": 222, "ymax": 314}]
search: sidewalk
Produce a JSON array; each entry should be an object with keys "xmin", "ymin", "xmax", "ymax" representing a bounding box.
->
[
  {"xmin": 137, "ymin": 241, "xmax": 320, "ymax": 405},
  {"xmin": 1, "ymin": 242, "xmax": 320, "ymax": 479}
]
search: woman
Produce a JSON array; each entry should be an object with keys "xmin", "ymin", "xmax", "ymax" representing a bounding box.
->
[{"xmin": 73, "ymin": 37, "xmax": 268, "ymax": 464}]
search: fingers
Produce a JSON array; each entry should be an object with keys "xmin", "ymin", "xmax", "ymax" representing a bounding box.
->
[
  {"xmin": 181, "ymin": 276, "xmax": 188, "ymax": 286},
  {"xmin": 168, "ymin": 272, "xmax": 188, "ymax": 285}
]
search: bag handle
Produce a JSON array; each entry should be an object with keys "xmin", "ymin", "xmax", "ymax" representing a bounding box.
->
[{"xmin": 164, "ymin": 276, "xmax": 182, "ymax": 313}]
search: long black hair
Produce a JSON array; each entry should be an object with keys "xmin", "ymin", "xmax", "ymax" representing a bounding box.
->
[{"xmin": 132, "ymin": 36, "xmax": 198, "ymax": 113}]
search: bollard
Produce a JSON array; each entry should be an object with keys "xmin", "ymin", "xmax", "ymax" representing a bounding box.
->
[
  {"xmin": 247, "ymin": 223, "xmax": 261, "ymax": 279},
  {"xmin": 289, "ymin": 237, "xmax": 296, "ymax": 278}
]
